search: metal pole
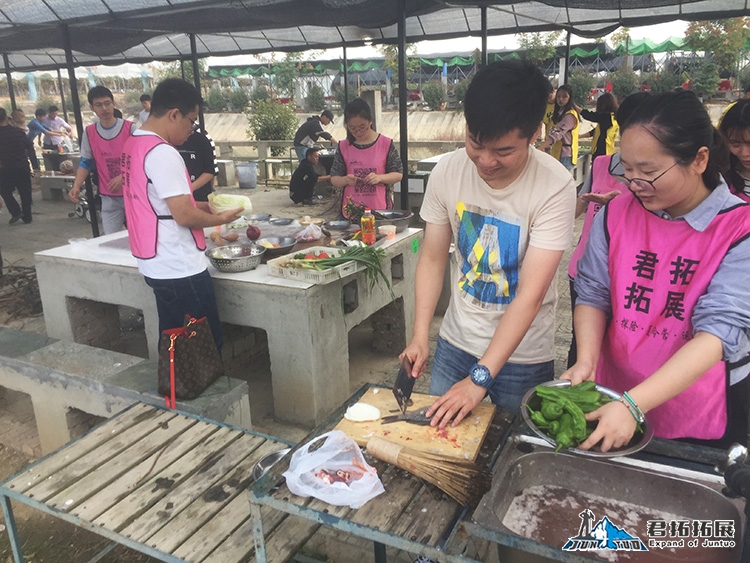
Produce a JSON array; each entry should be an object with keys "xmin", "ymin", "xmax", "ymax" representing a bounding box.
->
[
  {"xmin": 56, "ymin": 68, "xmax": 69, "ymax": 123},
  {"xmin": 62, "ymin": 24, "xmax": 100, "ymax": 237},
  {"xmin": 397, "ymin": 0, "xmax": 409, "ymax": 210},
  {"xmin": 189, "ymin": 33, "xmax": 205, "ymax": 131},
  {"xmin": 3, "ymin": 54, "xmax": 16, "ymax": 111},
  {"xmin": 481, "ymin": 7, "xmax": 488, "ymax": 67},
  {"xmin": 564, "ymin": 31, "xmax": 571, "ymax": 85},
  {"xmin": 343, "ymin": 45, "xmax": 349, "ymax": 108}
]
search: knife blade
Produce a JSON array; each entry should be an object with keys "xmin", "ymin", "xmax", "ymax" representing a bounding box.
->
[
  {"xmin": 381, "ymin": 406, "xmax": 431, "ymax": 425},
  {"xmin": 392, "ymin": 356, "xmax": 415, "ymax": 414}
]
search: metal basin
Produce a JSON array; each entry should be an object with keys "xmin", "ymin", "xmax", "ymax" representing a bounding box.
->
[
  {"xmin": 373, "ymin": 210, "xmax": 413, "ymax": 233},
  {"xmin": 472, "ymin": 434, "xmax": 744, "ymax": 562},
  {"xmin": 255, "ymin": 236, "xmax": 297, "ymax": 257},
  {"xmin": 205, "ymin": 243, "xmax": 265, "ymax": 273},
  {"xmin": 252, "ymin": 448, "xmax": 291, "ymax": 481}
]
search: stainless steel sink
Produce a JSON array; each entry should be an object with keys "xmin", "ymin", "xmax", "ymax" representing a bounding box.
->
[{"xmin": 470, "ymin": 434, "xmax": 745, "ymax": 562}]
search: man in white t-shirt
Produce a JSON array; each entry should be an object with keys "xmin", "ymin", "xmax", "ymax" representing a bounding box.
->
[
  {"xmin": 121, "ymin": 78, "xmax": 241, "ymax": 350},
  {"xmin": 401, "ymin": 60, "xmax": 576, "ymax": 428}
]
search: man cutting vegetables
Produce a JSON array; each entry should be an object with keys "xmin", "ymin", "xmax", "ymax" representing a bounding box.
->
[{"xmin": 400, "ymin": 60, "xmax": 576, "ymax": 428}]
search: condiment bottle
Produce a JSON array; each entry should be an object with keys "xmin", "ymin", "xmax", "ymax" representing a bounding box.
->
[{"xmin": 360, "ymin": 208, "xmax": 377, "ymax": 245}]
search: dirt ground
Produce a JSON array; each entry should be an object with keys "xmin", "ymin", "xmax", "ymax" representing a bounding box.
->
[{"xmin": 0, "ymin": 175, "xmax": 453, "ymax": 562}]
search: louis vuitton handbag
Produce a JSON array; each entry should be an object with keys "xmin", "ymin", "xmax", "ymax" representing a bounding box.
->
[{"xmin": 158, "ymin": 316, "xmax": 224, "ymax": 408}]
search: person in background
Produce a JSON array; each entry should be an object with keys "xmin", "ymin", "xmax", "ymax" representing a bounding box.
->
[
  {"xmin": 540, "ymin": 87, "xmax": 556, "ymax": 142},
  {"xmin": 565, "ymin": 92, "xmax": 650, "ymax": 367},
  {"xmin": 537, "ymin": 84, "xmax": 580, "ymax": 171},
  {"xmin": 9, "ymin": 109, "xmax": 40, "ymax": 171},
  {"xmin": 564, "ymin": 90, "xmax": 750, "ymax": 451},
  {"xmin": 718, "ymin": 99, "xmax": 750, "ymax": 200},
  {"xmin": 400, "ymin": 60, "xmax": 576, "ymax": 428},
  {"xmin": 121, "ymin": 78, "xmax": 242, "ymax": 350},
  {"xmin": 289, "ymin": 147, "xmax": 331, "ymax": 205},
  {"xmin": 293, "ymin": 109, "xmax": 337, "ymax": 162},
  {"xmin": 68, "ymin": 86, "xmax": 138, "ymax": 234},
  {"xmin": 581, "ymin": 92, "xmax": 619, "ymax": 162},
  {"xmin": 139, "ymin": 94, "xmax": 151, "ymax": 125},
  {"xmin": 175, "ymin": 125, "xmax": 219, "ymax": 202},
  {"xmin": 43, "ymin": 105, "xmax": 73, "ymax": 152},
  {"xmin": 330, "ymin": 98, "xmax": 403, "ymax": 218},
  {"xmin": 0, "ymin": 108, "xmax": 37, "ymax": 224},
  {"xmin": 27, "ymin": 108, "xmax": 65, "ymax": 148}
]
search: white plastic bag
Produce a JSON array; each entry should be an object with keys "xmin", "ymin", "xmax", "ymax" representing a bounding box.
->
[
  {"xmin": 294, "ymin": 223, "xmax": 323, "ymax": 242},
  {"xmin": 283, "ymin": 430, "xmax": 384, "ymax": 509}
]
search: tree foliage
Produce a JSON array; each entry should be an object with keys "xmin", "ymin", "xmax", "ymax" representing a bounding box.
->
[
  {"xmin": 684, "ymin": 18, "xmax": 750, "ymax": 72},
  {"xmin": 609, "ymin": 27, "xmax": 631, "ymax": 51},
  {"xmin": 246, "ymin": 100, "xmax": 298, "ymax": 156},
  {"xmin": 227, "ymin": 88, "xmax": 249, "ymax": 111},
  {"xmin": 608, "ymin": 67, "xmax": 639, "ymax": 98},
  {"xmin": 690, "ymin": 60, "xmax": 720, "ymax": 99},
  {"xmin": 273, "ymin": 53, "xmax": 303, "ymax": 99},
  {"xmin": 422, "ymin": 81, "xmax": 445, "ymax": 110},
  {"xmin": 305, "ymin": 83, "xmax": 327, "ymax": 111},
  {"xmin": 518, "ymin": 31, "xmax": 562, "ymax": 66},
  {"xmin": 158, "ymin": 60, "xmax": 207, "ymax": 83},
  {"xmin": 568, "ymin": 69, "xmax": 597, "ymax": 108},
  {"xmin": 378, "ymin": 43, "xmax": 420, "ymax": 88},
  {"xmin": 206, "ymin": 88, "xmax": 226, "ymax": 112}
]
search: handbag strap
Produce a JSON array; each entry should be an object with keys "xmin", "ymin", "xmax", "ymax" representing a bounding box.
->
[{"xmin": 165, "ymin": 333, "xmax": 178, "ymax": 409}]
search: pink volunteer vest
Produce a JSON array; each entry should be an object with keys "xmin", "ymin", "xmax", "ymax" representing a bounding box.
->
[
  {"xmin": 339, "ymin": 134, "xmax": 392, "ymax": 218},
  {"xmin": 87, "ymin": 120, "xmax": 133, "ymax": 197},
  {"xmin": 598, "ymin": 190, "xmax": 750, "ymax": 440},
  {"xmin": 568, "ymin": 155, "xmax": 622, "ymax": 279},
  {"xmin": 121, "ymin": 135, "xmax": 205, "ymax": 260}
]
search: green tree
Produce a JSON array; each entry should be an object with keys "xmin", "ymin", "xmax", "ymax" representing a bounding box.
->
[
  {"xmin": 378, "ymin": 44, "xmax": 419, "ymax": 89},
  {"xmin": 305, "ymin": 83, "xmax": 327, "ymax": 111},
  {"xmin": 334, "ymin": 87, "xmax": 358, "ymax": 108},
  {"xmin": 453, "ymin": 77, "xmax": 471, "ymax": 109},
  {"xmin": 273, "ymin": 53, "xmax": 302, "ymax": 99},
  {"xmin": 568, "ymin": 69, "xmax": 597, "ymax": 108},
  {"xmin": 691, "ymin": 60, "xmax": 720, "ymax": 99},
  {"xmin": 159, "ymin": 60, "xmax": 207, "ymax": 83},
  {"xmin": 251, "ymin": 85, "xmax": 270, "ymax": 104},
  {"xmin": 684, "ymin": 18, "xmax": 750, "ymax": 73},
  {"xmin": 740, "ymin": 65, "xmax": 750, "ymax": 93},
  {"xmin": 421, "ymin": 81, "xmax": 445, "ymax": 110},
  {"xmin": 206, "ymin": 88, "xmax": 226, "ymax": 112},
  {"xmin": 609, "ymin": 27, "xmax": 631, "ymax": 52},
  {"xmin": 518, "ymin": 31, "xmax": 562, "ymax": 66},
  {"xmin": 228, "ymin": 87, "xmax": 249, "ymax": 111},
  {"xmin": 608, "ymin": 67, "xmax": 639, "ymax": 98},
  {"xmin": 643, "ymin": 70, "xmax": 681, "ymax": 94},
  {"xmin": 246, "ymin": 100, "xmax": 298, "ymax": 156}
]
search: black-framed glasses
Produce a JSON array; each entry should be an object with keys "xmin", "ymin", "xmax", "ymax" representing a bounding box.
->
[
  {"xmin": 610, "ymin": 160, "xmax": 679, "ymax": 191},
  {"xmin": 178, "ymin": 110, "xmax": 200, "ymax": 132}
]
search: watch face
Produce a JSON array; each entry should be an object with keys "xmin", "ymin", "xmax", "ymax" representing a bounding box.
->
[{"xmin": 471, "ymin": 365, "xmax": 492, "ymax": 387}]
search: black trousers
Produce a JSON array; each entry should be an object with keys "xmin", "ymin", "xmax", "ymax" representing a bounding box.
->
[{"xmin": 0, "ymin": 165, "xmax": 33, "ymax": 222}]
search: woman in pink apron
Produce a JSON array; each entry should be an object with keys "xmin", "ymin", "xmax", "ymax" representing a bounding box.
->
[
  {"xmin": 330, "ymin": 98, "xmax": 403, "ymax": 219},
  {"xmin": 563, "ymin": 90, "xmax": 750, "ymax": 451}
]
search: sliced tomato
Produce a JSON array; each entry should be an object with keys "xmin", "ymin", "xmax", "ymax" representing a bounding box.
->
[
  {"xmin": 304, "ymin": 253, "xmax": 317, "ymax": 260},
  {"xmin": 317, "ymin": 252, "xmax": 330, "ymax": 259}
]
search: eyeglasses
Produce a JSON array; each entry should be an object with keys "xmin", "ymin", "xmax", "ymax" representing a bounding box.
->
[
  {"xmin": 179, "ymin": 111, "xmax": 200, "ymax": 132},
  {"xmin": 347, "ymin": 123, "xmax": 370, "ymax": 134},
  {"xmin": 611, "ymin": 160, "xmax": 679, "ymax": 191},
  {"xmin": 92, "ymin": 100, "xmax": 113, "ymax": 110}
]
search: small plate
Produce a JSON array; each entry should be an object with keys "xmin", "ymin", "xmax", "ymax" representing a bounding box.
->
[
  {"xmin": 299, "ymin": 217, "xmax": 324, "ymax": 226},
  {"xmin": 248, "ymin": 213, "xmax": 271, "ymax": 222},
  {"xmin": 252, "ymin": 448, "xmax": 291, "ymax": 481},
  {"xmin": 270, "ymin": 217, "xmax": 294, "ymax": 226},
  {"xmin": 323, "ymin": 220, "xmax": 352, "ymax": 230}
]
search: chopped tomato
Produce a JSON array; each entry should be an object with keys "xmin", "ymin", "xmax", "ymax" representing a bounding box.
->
[
  {"xmin": 317, "ymin": 252, "xmax": 330, "ymax": 259},
  {"xmin": 304, "ymin": 253, "xmax": 317, "ymax": 259}
]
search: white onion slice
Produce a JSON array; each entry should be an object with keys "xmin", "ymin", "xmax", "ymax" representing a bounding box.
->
[{"xmin": 344, "ymin": 402, "xmax": 381, "ymax": 422}]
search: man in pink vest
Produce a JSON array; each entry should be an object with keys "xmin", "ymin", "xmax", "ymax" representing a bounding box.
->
[
  {"xmin": 121, "ymin": 78, "xmax": 241, "ymax": 350},
  {"xmin": 69, "ymin": 86, "xmax": 138, "ymax": 234}
]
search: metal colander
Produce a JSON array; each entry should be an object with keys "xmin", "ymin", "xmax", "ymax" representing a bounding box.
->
[{"xmin": 205, "ymin": 243, "xmax": 266, "ymax": 273}]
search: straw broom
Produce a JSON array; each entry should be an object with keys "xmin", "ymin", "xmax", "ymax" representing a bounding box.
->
[{"xmin": 366, "ymin": 436, "xmax": 491, "ymax": 506}]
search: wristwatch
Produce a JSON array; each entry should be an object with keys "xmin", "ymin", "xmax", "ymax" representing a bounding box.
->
[{"xmin": 469, "ymin": 363, "xmax": 493, "ymax": 389}]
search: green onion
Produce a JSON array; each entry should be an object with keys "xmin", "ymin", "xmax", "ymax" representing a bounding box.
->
[{"xmin": 288, "ymin": 247, "xmax": 395, "ymax": 299}]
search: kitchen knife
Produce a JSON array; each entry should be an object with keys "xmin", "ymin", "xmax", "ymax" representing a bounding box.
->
[
  {"xmin": 381, "ymin": 406, "xmax": 431, "ymax": 425},
  {"xmin": 392, "ymin": 356, "xmax": 415, "ymax": 414}
]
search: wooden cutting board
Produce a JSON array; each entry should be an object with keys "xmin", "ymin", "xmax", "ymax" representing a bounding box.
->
[{"xmin": 334, "ymin": 388, "xmax": 495, "ymax": 462}]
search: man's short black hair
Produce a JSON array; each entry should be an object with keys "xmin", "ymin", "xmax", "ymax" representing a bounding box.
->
[
  {"xmin": 87, "ymin": 86, "xmax": 114, "ymax": 105},
  {"xmin": 149, "ymin": 78, "xmax": 202, "ymax": 118},
  {"xmin": 48, "ymin": 105, "xmax": 58, "ymax": 113},
  {"xmin": 306, "ymin": 146, "xmax": 321, "ymax": 158},
  {"xmin": 140, "ymin": 94, "xmax": 152, "ymax": 102},
  {"xmin": 464, "ymin": 60, "xmax": 552, "ymax": 142},
  {"xmin": 35, "ymin": 108, "xmax": 46, "ymax": 117}
]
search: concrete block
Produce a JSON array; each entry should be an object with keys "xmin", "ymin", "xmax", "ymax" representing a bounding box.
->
[
  {"xmin": 0, "ymin": 328, "xmax": 57, "ymax": 358},
  {"xmin": 38, "ymin": 175, "xmax": 75, "ymax": 201},
  {"xmin": 216, "ymin": 160, "xmax": 237, "ymax": 187}
]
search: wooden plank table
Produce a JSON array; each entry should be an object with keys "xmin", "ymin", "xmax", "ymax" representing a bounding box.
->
[
  {"xmin": 0, "ymin": 403, "xmax": 296, "ymax": 563},
  {"xmin": 248, "ymin": 384, "xmax": 515, "ymax": 563}
]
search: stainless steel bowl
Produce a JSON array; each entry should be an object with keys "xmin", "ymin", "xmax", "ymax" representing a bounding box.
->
[
  {"xmin": 256, "ymin": 236, "xmax": 297, "ymax": 257},
  {"xmin": 248, "ymin": 213, "xmax": 271, "ymax": 222},
  {"xmin": 520, "ymin": 380, "xmax": 653, "ymax": 458},
  {"xmin": 373, "ymin": 210, "xmax": 413, "ymax": 233},
  {"xmin": 252, "ymin": 448, "xmax": 291, "ymax": 481},
  {"xmin": 323, "ymin": 220, "xmax": 351, "ymax": 230},
  {"xmin": 205, "ymin": 243, "xmax": 266, "ymax": 273},
  {"xmin": 270, "ymin": 217, "xmax": 294, "ymax": 226}
]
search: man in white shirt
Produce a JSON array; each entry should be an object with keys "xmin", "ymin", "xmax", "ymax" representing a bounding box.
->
[
  {"xmin": 401, "ymin": 60, "xmax": 577, "ymax": 427},
  {"xmin": 43, "ymin": 105, "xmax": 73, "ymax": 151}
]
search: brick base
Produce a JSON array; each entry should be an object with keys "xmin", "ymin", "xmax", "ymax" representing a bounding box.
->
[
  {"xmin": 371, "ymin": 297, "xmax": 406, "ymax": 353},
  {"xmin": 66, "ymin": 297, "xmax": 122, "ymax": 351}
]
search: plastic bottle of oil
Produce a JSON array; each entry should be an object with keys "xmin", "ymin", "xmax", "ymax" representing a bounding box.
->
[{"xmin": 360, "ymin": 208, "xmax": 377, "ymax": 245}]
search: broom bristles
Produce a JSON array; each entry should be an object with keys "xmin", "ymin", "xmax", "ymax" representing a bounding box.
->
[{"xmin": 366, "ymin": 437, "xmax": 491, "ymax": 505}]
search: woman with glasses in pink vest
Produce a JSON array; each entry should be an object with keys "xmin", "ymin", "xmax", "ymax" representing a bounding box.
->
[
  {"xmin": 330, "ymin": 98, "xmax": 403, "ymax": 219},
  {"xmin": 563, "ymin": 90, "xmax": 750, "ymax": 451}
]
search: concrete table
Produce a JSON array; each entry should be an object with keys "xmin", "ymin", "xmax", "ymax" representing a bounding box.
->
[{"xmin": 35, "ymin": 228, "xmax": 422, "ymax": 427}]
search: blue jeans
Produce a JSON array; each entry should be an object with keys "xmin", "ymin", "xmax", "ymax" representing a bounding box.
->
[
  {"xmin": 429, "ymin": 336, "xmax": 554, "ymax": 414},
  {"xmin": 560, "ymin": 156, "xmax": 574, "ymax": 171},
  {"xmin": 144, "ymin": 269, "xmax": 223, "ymax": 351},
  {"xmin": 294, "ymin": 146, "xmax": 309, "ymax": 162}
]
